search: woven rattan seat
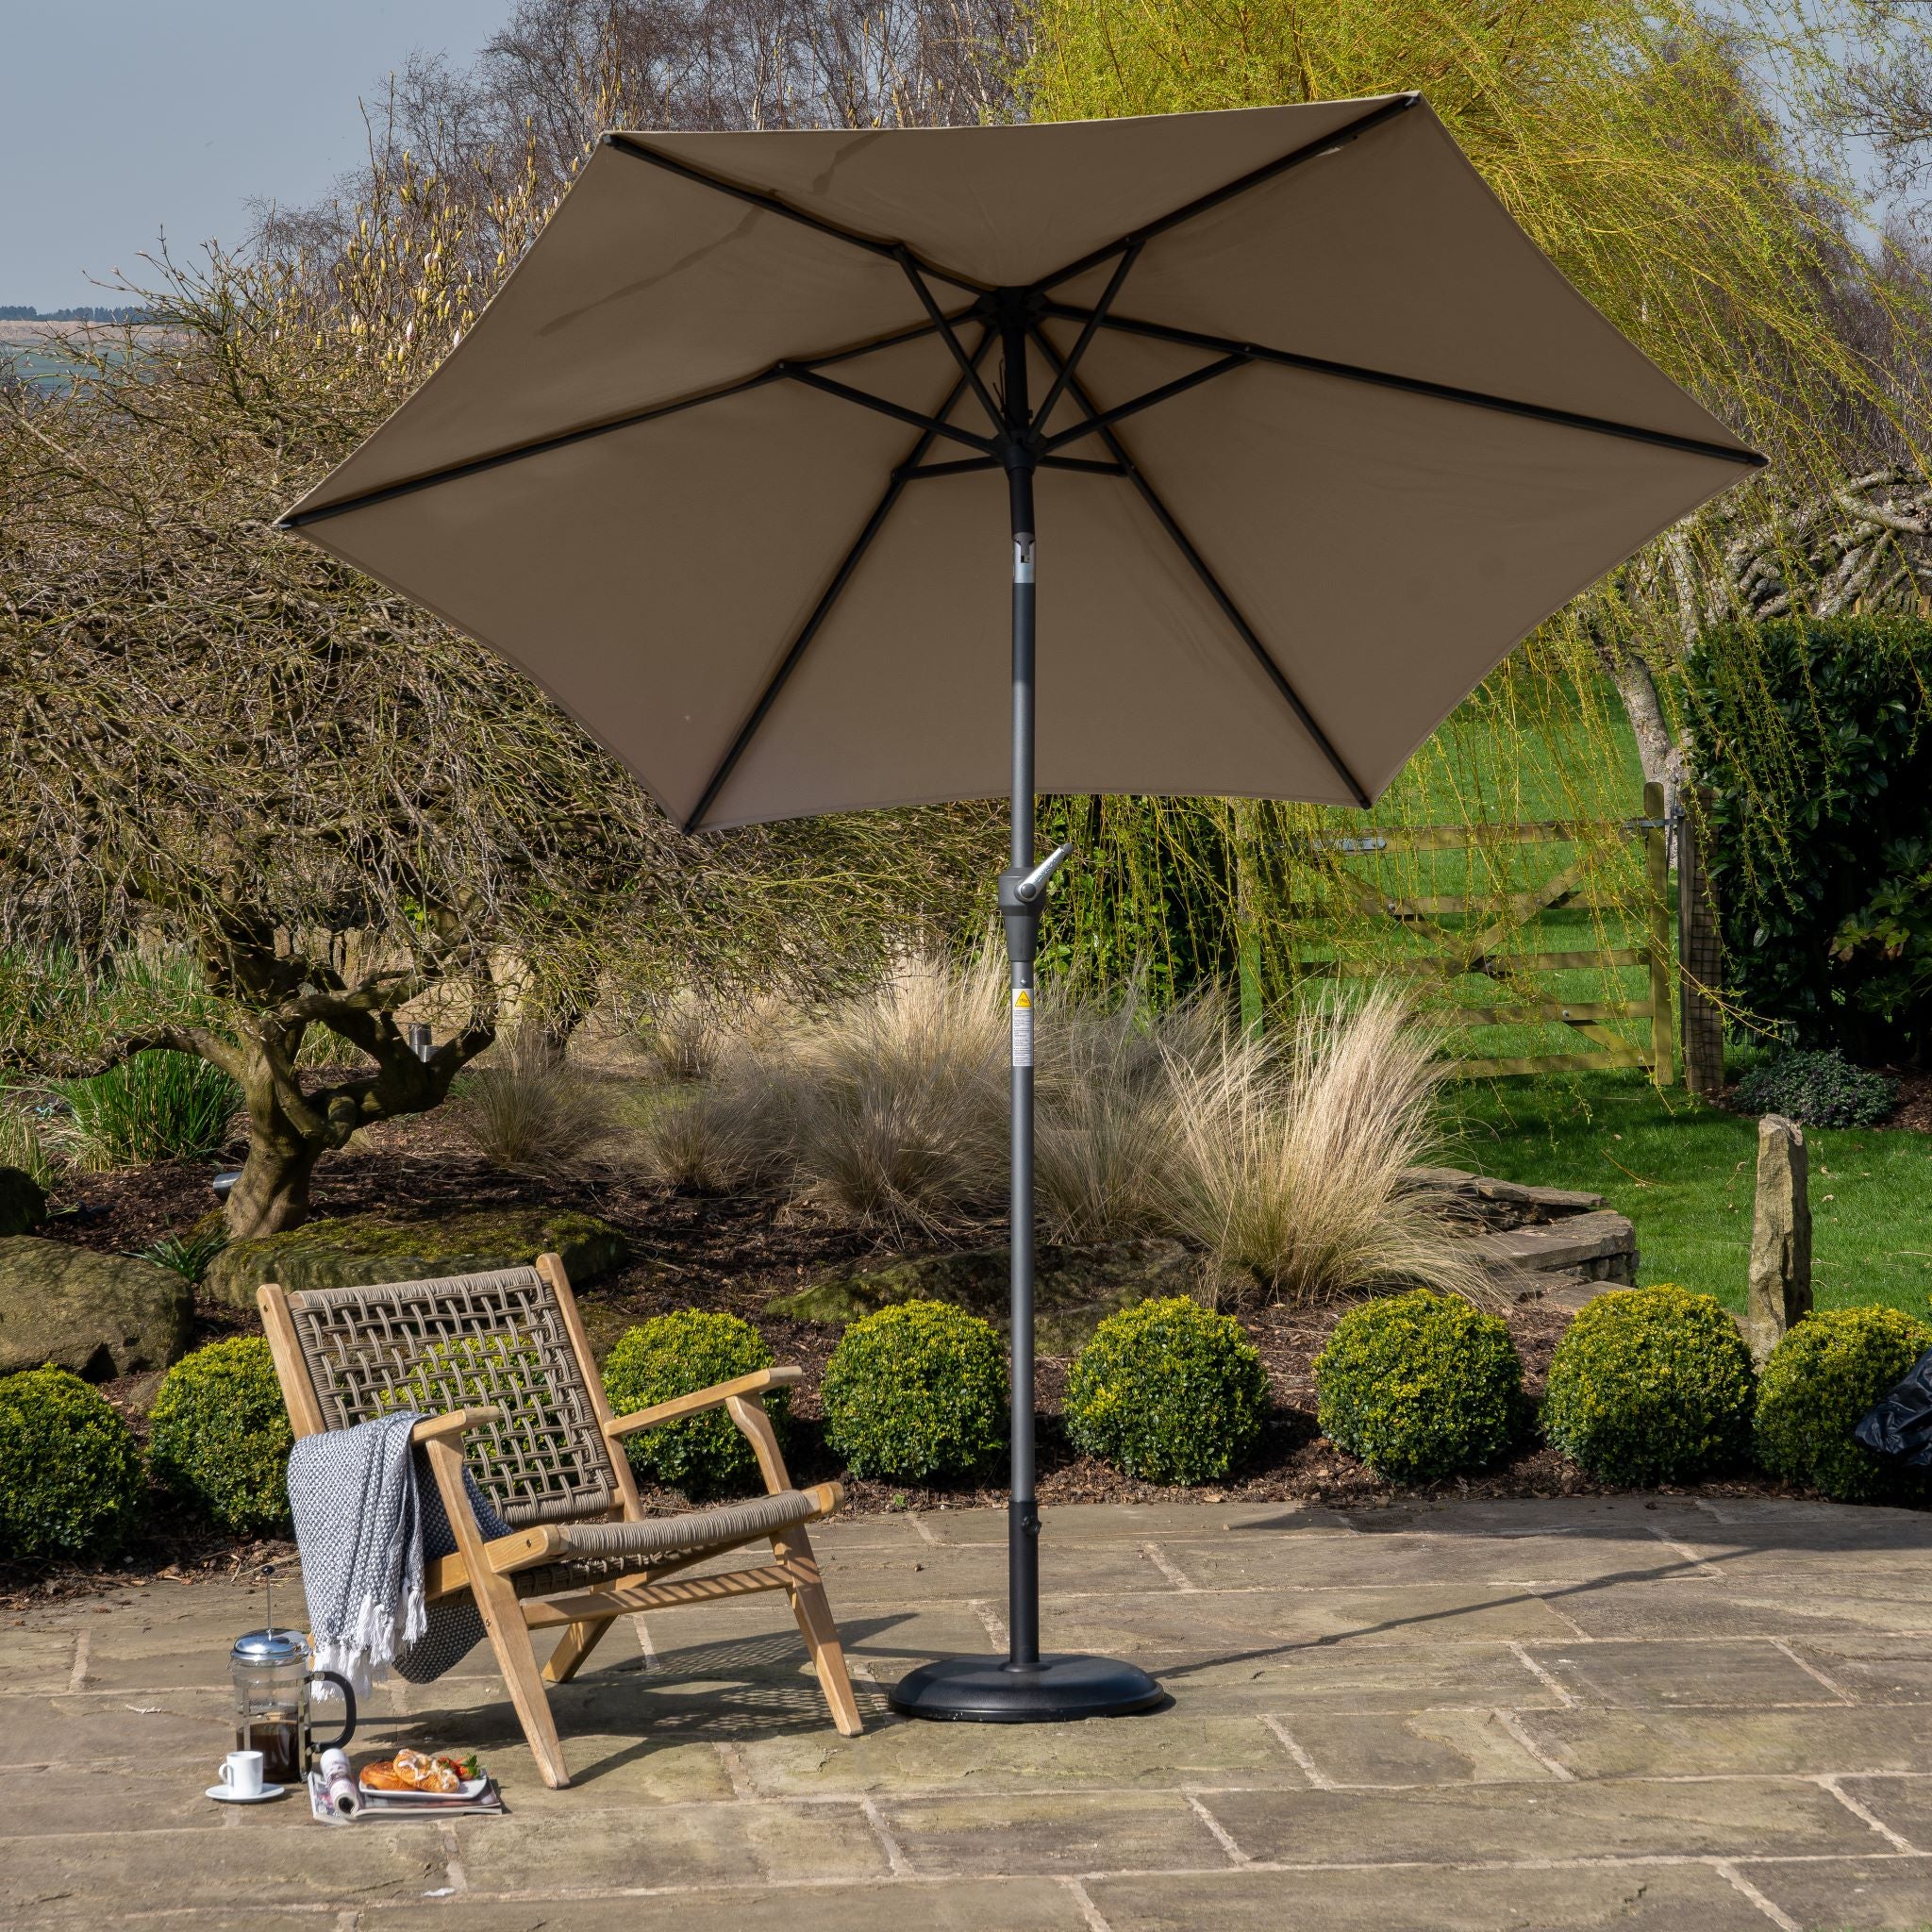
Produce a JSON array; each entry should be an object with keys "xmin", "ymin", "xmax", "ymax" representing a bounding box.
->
[{"xmin": 260, "ymin": 1255, "xmax": 858, "ymax": 1789}]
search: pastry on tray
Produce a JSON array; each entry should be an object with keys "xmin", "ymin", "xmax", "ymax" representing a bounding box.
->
[{"xmin": 358, "ymin": 1748, "xmax": 483, "ymax": 1794}]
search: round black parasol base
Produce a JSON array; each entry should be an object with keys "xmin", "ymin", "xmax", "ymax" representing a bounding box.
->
[{"xmin": 889, "ymin": 1653, "xmax": 1165, "ymax": 1723}]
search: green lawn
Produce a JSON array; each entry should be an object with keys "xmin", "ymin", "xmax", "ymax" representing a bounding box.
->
[{"xmin": 1442, "ymin": 1072, "xmax": 1932, "ymax": 1318}]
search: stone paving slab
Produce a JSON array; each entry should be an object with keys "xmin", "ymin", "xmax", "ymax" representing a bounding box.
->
[{"xmin": 5, "ymin": 1495, "xmax": 1932, "ymax": 1930}]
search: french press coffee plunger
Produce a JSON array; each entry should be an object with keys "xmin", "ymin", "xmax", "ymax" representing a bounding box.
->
[{"xmin": 229, "ymin": 1567, "xmax": 356, "ymax": 1786}]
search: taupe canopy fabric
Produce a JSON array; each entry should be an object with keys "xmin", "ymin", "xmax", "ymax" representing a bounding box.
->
[{"xmin": 284, "ymin": 94, "xmax": 1758, "ymax": 827}]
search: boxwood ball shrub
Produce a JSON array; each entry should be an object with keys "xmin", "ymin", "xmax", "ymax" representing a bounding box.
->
[
  {"xmin": 147, "ymin": 1337, "xmax": 294, "ymax": 1536},
  {"xmin": 602, "ymin": 1310, "xmax": 783, "ymax": 1499},
  {"xmin": 0, "ymin": 1366, "xmax": 146, "ymax": 1558},
  {"xmin": 1314, "ymin": 1290, "xmax": 1524, "ymax": 1484},
  {"xmin": 821, "ymin": 1300, "xmax": 1006, "ymax": 1483},
  {"xmin": 1064, "ymin": 1296, "xmax": 1269, "ymax": 1486},
  {"xmin": 1757, "ymin": 1307, "xmax": 1932, "ymax": 1503},
  {"xmin": 1542, "ymin": 1285, "xmax": 1757, "ymax": 1486}
]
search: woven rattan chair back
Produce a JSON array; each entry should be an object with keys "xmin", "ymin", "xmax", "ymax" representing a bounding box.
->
[{"xmin": 283, "ymin": 1265, "xmax": 620, "ymax": 1527}]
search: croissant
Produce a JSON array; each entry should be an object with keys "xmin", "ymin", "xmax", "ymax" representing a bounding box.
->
[{"xmin": 359, "ymin": 1750, "xmax": 474, "ymax": 1792}]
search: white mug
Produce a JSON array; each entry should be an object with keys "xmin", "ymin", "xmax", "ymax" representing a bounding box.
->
[{"xmin": 220, "ymin": 1749, "xmax": 265, "ymax": 1798}]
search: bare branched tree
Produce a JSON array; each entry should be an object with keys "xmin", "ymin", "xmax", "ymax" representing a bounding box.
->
[{"xmin": 1, "ymin": 140, "xmax": 996, "ymax": 1235}]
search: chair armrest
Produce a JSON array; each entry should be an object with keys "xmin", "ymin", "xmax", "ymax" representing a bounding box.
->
[
  {"xmin": 605, "ymin": 1366, "xmax": 802, "ymax": 1440},
  {"xmin": 409, "ymin": 1406, "xmax": 505, "ymax": 1445}
]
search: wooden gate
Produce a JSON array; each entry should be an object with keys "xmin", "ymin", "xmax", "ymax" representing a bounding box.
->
[{"xmin": 1287, "ymin": 783, "xmax": 1676, "ymax": 1084}]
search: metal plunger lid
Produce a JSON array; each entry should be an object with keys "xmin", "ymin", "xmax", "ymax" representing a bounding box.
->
[{"xmin": 231, "ymin": 1626, "xmax": 308, "ymax": 1666}]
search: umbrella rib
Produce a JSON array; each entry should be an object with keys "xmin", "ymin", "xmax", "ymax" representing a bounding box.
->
[
  {"xmin": 275, "ymin": 319, "xmax": 948, "ymax": 528},
  {"xmin": 1033, "ymin": 242, "xmax": 1141, "ymax": 434},
  {"xmin": 1035, "ymin": 93, "xmax": 1420, "ymax": 297},
  {"xmin": 780, "ymin": 365, "xmax": 999, "ymax": 454},
  {"xmin": 893, "ymin": 249, "xmax": 1006, "ymax": 434},
  {"xmin": 898, "ymin": 457, "xmax": 1004, "ymax": 479},
  {"xmin": 605, "ymin": 132, "xmax": 988, "ymax": 296},
  {"xmin": 683, "ymin": 328, "xmax": 997, "ymax": 831},
  {"xmin": 1028, "ymin": 325, "xmax": 1372, "ymax": 809},
  {"xmin": 1046, "ymin": 302, "xmax": 1767, "ymax": 469},
  {"xmin": 1040, "ymin": 354, "xmax": 1251, "ymax": 453}
]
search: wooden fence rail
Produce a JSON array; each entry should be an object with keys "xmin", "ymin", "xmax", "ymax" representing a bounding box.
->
[{"xmin": 1288, "ymin": 782, "xmax": 1677, "ymax": 1084}]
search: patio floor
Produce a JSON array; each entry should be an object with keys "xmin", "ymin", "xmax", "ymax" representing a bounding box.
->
[{"xmin": 5, "ymin": 1494, "xmax": 1932, "ymax": 1930}]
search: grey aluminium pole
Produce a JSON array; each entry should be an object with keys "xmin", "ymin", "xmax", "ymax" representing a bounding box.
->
[
  {"xmin": 888, "ymin": 300, "xmax": 1160, "ymax": 1724},
  {"xmin": 1005, "ymin": 445, "xmax": 1041, "ymax": 1670}
]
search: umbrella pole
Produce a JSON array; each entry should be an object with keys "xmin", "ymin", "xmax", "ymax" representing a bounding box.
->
[
  {"xmin": 889, "ymin": 311, "xmax": 1162, "ymax": 1723},
  {"xmin": 1006, "ymin": 454, "xmax": 1041, "ymax": 1671}
]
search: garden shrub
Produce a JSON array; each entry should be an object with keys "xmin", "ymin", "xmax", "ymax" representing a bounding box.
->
[
  {"xmin": 1757, "ymin": 1307, "xmax": 1932, "ymax": 1503},
  {"xmin": 147, "ymin": 1337, "xmax": 293, "ymax": 1536},
  {"xmin": 1064, "ymin": 1295, "xmax": 1268, "ymax": 1485},
  {"xmin": 1314, "ymin": 1290, "xmax": 1524, "ymax": 1484},
  {"xmin": 1541, "ymin": 1285, "xmax": 1757, "ymax": 1485},
  {"xmin": 1730, "ymin": 1049, "xmax": 1897, "ymax": 1129},
  {"xmin": 1690, "ymin": 615, "xmax": 1932, "ymax": 1059},
  {"xmin": 0, "ymin": 1366, "xmax": 145, "ymax": 1558},
  {"xmin": 821, "ymin": 1300, "xmax": 1005, "ymax": 1483},
  {"xmin": 602, "ymin": 1310, "xmax": 783, "ymax": 1498}
]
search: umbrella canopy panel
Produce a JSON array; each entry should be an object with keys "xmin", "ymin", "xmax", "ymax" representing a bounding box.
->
[{"xmin": 286, "ymin": 94, "xmax": 1757, "ymax": 829}]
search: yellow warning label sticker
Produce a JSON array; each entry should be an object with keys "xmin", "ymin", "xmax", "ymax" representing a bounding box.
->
[{"xmin": 1013, "ymin": 990, "xmax": 1032, "ymax": 1009}]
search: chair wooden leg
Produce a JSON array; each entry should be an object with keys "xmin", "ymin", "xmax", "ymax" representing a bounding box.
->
[
  {"xmin": 422, "ymin": 1440, "xmax": 573, "ymax": 1790},
  {"xmin": 543, "ymin": 1614, "xmax": 620, "ymax": 1685},
  {"xmin": 778, "ymin": 1524, "xmax": 862, "ymax": 1738}
]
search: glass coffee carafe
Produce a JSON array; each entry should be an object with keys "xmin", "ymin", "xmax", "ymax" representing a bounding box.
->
[{"xmin": 230, "ymin": 1626, "xmax": 356, "ymax": 1786}]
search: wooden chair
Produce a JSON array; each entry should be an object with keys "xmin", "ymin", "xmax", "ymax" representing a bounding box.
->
[{"xmin": 258, "ymin": 1252, "xmax": 861, "ymax": 1789}]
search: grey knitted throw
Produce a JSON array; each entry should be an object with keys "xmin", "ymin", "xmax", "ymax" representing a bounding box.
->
[{"xmin": 288, "ymin": 1412, "xmax": 509, "ymax": 1692}]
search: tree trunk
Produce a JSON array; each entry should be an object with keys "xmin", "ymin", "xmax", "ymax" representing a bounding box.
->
[
  {"xmin": 224, "ymin": 1127, "xmax": 325, "ymax": 1240},
  {"xmin": 1606, "ymin": 651, "xmax": 1688, "ymax": 815}
]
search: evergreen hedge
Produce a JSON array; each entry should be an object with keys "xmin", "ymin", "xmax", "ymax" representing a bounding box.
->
[
  {"xmin": 1542, "ymin": 1285, "xmax": 1756, "ymax": 1485},
  {"xmin": 1064, "ymin": 1296, "xmax": 1268, "ymax": 1485},
  {"xmin": 147, "ymin": 1337, "xmax": 293, "ymax": 1535},
  {"xmin": 1689, "ymin": 616, "xmax": 1932, "ymax": 1059},
  {"xmin": 602, "ymin": 1311, "xmax": 782, "ymax": 1498},
  {"xmin": 0, "ymin": 1367, "xmax": 145, "ymax": 1558},
  {"xmin": 1757, "ymin": 1307, "xmax": 1932, "ymax": 1503},
  {"xmin": 1315, "ymin": 1290, "xmax": 1524, "ymax": 1484},
  {"xmin": 822, "ymin": 1300, "xmax": 1005, "ymax": 1483}
]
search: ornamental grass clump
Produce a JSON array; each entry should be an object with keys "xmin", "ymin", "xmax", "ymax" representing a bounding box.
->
[
  {"xmin": 1315, "ymin": 1290, "xmax": 1524, "ymax": 1485},
  {"xmin": 51, "ymin": 1050, "xmax": 241, "ymax": 1170},
  {"xmin": 602, "ymin": 1311, "xmax": 783, "ymax": 1499},
  {"xmin": 1158, "ymin": 990, "xmax": 1489, "ymax": 1305},
  {"xmin": 458, "ymin": 1035, "xmax": 617, "ymax": 1173},
  {"xmin": 147, "ymin": 1338, "xmax": 293, "ymax": 1536},
  {"xmin": 821, "ymin": 1300, "xmax": 1006, "ymax": 1483},
  {"xmin": 1542, "ymin": 1285, "xmax": 1757, "ymax": 1486},
  {"xmin": 1064, "ymin": 1296, "xmax": 1269, "ymax": 1485},
  {"xmin": 783, "ymin": 954, "xmax": 1007, "ymax": 1235},
  {"xmin": 1757, "ymin": 1307, "xmax": 1932, "ymax": 1503},
  {"xmin": 0, "ymin": 1366, "xmax": 146, "ymax": 1558}
]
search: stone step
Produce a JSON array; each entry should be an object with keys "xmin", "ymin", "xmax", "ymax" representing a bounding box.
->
[
  {"xmin": 1475, "ymin": 1209, "xmax": 1637, "ymax": 1288},
  {"xmin": 1408, "ymin": 1167, "xmax": 1607, "ymax": 1224}
]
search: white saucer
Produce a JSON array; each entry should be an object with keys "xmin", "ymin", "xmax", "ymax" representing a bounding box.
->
[{"xmin": 206, "ymin": 1782, "xmax": 287, "ymax": 1804}]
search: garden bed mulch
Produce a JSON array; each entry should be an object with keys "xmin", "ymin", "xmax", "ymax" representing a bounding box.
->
[{"xmin": 4, "ymin": 1124, "xmax": 1849, "ymax": 1611}]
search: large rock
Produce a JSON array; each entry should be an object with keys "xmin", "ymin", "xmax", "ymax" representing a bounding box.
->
[
  {"xmin": 1743, "ymin": 1112, "xmax": 1811, "ymax": 1366},
  {"xmin": 0, "ymin": 1238, "xmax": 192, "ymax": 1380},
  {"xmin": 0, "ymin": 1166, "xmax": 46, "ymax": 1238},
  {"xmin": 765, "ymin": 1237, "xmax": 1200, "ymax": 1354},
  {"xmin": 204, "ymin": 1206, "xmax": 630, "ymax": 1309}
]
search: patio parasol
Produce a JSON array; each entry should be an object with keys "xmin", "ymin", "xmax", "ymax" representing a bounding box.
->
[{"xmin": 279, "ymin": 93, "xmax": 1761, "ymax": 1722}]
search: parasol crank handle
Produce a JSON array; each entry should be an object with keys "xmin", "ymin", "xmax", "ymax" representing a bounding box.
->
[{"xmin": 1015, "ymin": 842, "xmax": 1074, "ymax": 904}]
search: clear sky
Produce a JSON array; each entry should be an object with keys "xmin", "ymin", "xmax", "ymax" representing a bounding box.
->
[{"xmin": 2, "ymin": 2, "xmax": 509, "ymax": 311}]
